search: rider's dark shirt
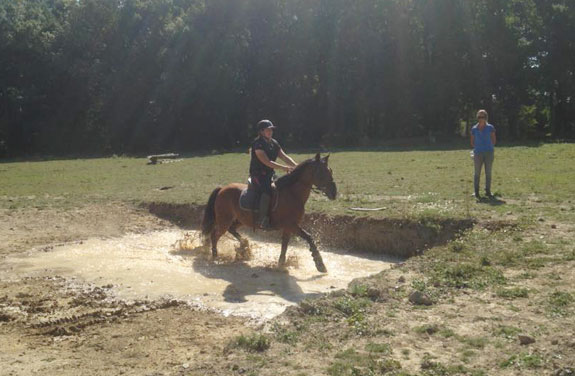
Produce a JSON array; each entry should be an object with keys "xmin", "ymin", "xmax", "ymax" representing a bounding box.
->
[{"xmin": 250, "ymin": 136, "xmax": 281, "ymax": 176}]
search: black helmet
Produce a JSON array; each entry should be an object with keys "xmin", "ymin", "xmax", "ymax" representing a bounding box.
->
[{"xmin": 256, "ymin": 119, "xmax": 276, "ymax": 132}]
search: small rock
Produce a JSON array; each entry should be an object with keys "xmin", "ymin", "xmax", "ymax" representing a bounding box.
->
[
  {"xmin": 398, "ymin": 276, "xmax": 406, "ymax": 283},
  {"xmin": 408, "ymin": 291, "xmax": 433, "ymax": 306},
  {"xmin": 538, "ymin": 217, "xmax": 545, "ymax": 222},
  {"xmin": 552, "ymin": 339, "xmax": 559, "ymax": 345},
  {"xmin": 251, "ymin": 273, "xmax": 259, "ymax": 278},
  {"xmin": 551, "ymin": 224, "xmax": 557, "ymax": 229},
  {"xmin": 0, "ymin": 313, "xmax": 14, "ymax": 322},
  {"xmin": 182, "ymin": 363, "xmax": 189, "ymax": 369},
  {"xmin": 554, "ymin": 367, "xmax": 574, "ymax": 376},
  {"xmin": 518, "ymin": 335, "xmax": 535, "ymax": 345}
]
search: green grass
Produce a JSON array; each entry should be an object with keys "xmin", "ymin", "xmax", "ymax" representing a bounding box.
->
[
  {"xmin": 413, "ymin": 324, "xmax": 440, "ymax": 335},
  {"xmin": 421, "ymin": 356, "xmax": 487, "ymax": 376},
  {"xmin": 492, "ymin": 325, "xmax": 521, "ymax": 340},
  {"xmin": 327, "ymin": 348, "xmax": 402, "ymax": 376},
  {"xmin": 429, "ymin": 262, "xmax": 506, "ymax": 290},
  {"xmin": 333, "ymin": 296, "xmax": 372, "ymax": 317},
  {"xmin": 500, "ymin": 352, "xmax": 544, "ymax": 369},
  {"xmin": 271, "ymin": 323, "xmax": 299, "ymax": 345},
  {"xmin": 2, "ymin": 144, "xmax": 574, "ymax": 222},
  {"xmin": 547, "ymin": 291, "xmax": 574, "ymax": 317},
  {"xmin": 364, "ymin": 342, "xmax": 392, "ymax": 354},
  {"xmin": 496, "ymin": 287, "xmax": 529, "ymax": 299},
  {"xmin": 227, "ymin": 333, "xmax": 271, "ymax": 353}
]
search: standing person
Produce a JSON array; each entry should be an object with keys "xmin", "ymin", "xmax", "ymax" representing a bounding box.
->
[
  {"xmin": 470, "ymin": 109, "xmax": 496, "ymax": 199},
  {"xmin": 250, "ymin": 119, "xmax": 297, "ymax": 229}
]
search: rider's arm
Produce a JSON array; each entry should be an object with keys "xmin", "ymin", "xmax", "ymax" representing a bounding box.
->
[
  {"xmin": 491, "ymin": 129, "xmax": 496, "ymax": 146},
  {"xmin": 255, "ymin": 150, "xmax": 291, "ymax": 172},
  {"xmin": 278, "ymin": 149, "xmax": 297, "ymax": 167},
  {"xmin": 470, "ymin": 132, "xmax": 475, "ymax": 148}
]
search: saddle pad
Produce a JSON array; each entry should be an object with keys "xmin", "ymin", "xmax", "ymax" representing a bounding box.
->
[
  {"xmin": 239, "ymin": 188, "xmax": 279, "ymax": 212},
  {"xmin": 239, "ymin": 188, "xmax": 259, "ymax": 212}
]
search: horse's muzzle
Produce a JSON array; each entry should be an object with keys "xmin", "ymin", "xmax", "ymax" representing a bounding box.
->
[{"xmin": 325, "ymin": 182, "xmax": 337, "ymax": 200}]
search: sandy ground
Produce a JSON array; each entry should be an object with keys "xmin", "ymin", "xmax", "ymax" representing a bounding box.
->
[
  {"xmin": 1, "ymin": 205, "xmax": 249, "ymax": 376},
  {"xmin": 0, "ymin": 204, "xmax": 395, "ymax": 375},
  {"xmin": 1, "ymin": 204, "xmax": 574, "ymax": 376}
]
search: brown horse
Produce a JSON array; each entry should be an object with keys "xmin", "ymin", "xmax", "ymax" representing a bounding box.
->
[{"xmin": 201, "ymin": 153, "xmax": 337, "ymax": 272}]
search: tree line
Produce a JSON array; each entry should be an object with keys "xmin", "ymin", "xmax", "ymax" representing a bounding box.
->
[{"xmin": 1, "ymin": 0, "xmax": 574, "ymax": 157}]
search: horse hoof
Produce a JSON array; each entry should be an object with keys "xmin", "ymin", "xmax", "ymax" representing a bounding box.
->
[{"xmin": 315, "ymin": 261, "xmax": 327, "ymax": 273}]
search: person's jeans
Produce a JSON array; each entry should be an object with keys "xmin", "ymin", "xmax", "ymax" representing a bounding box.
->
[
  {"xmin": 474, "ymin": 151, "xmax": 494, "ymax": 194},
  {"xmin": 251, "ymin": 173, "xmax": 273, "ymax": 228}
]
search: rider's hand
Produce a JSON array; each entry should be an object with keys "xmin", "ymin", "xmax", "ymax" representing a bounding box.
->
[{"xmin": 285, "ymin": 166, "xmax": 294, "ymax": 173}]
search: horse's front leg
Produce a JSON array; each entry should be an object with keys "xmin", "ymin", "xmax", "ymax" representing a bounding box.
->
[
  {"xmin": 279, "ymin": 231, "xmax": 291, "ymax": 268},
  {"xmin": 296, "ymin": 226, "xmax": 327, "ymax": 273}
]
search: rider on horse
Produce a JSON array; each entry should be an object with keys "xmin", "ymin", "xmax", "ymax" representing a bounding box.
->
[{"xmin": 250, "ymin": 119, "xmax": 297, "ymax": 229}]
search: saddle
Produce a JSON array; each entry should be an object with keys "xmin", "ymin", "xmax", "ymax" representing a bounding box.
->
[{"xmin": 239, "ymin": 178, "xmax": 279, "ymax": 212}]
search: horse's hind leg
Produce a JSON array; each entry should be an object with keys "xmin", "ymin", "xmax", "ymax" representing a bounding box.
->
[
  {"xmin": 228, "ymin": 221, "xmax": 250, "ymax": 260},
  {"xmin": 210, "ymin": 229, "xmax": 222, "ymax": 259},
  {"xmin": 278, "ymin": 231, "xmax": 291, "ymax": 268},
  {"xmin": 228, "ymin": 221, "xmax": 249, "ymax": 248},
  {"xmin": 297, "ymin": 226, "xmax": 327, "ymax": 273},
  {"xmin": 211, "ymin": 212, "xmax": 234, "ymax": 260}
]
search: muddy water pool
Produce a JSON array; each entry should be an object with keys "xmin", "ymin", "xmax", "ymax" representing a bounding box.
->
[{"xmin": 3, "ymin": 230, "xmax": 398, "ymax": 320}]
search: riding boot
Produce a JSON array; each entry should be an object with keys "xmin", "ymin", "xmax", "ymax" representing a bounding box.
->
[{"xmin": 257, "ymin": 193, "xmax": 272, "ymax": 229}]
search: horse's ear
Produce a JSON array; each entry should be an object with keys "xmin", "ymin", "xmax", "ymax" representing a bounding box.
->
[
  {"xmin": 315, "ymin": 153, "xmax": 321, "ymax": 161},
  {"xmin": 322, "ymin": 154, "xmax": 330, "ymax": 163}
]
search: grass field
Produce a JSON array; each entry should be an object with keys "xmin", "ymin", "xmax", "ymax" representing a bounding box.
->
[
  {"xmin": 1, "ymin": 143, "xmax": 575, "ymax": 375},
  {"xmin": 2, "ymin": 143, "xmax": 574, "ymax": 221}
]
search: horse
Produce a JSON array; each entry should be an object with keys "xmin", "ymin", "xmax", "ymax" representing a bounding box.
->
[{"xmin": 201, "ymin": 153, "xmax": 337, "ymax": 273}]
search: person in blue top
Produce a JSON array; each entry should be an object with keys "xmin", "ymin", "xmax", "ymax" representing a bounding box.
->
[{"xmin": 470, "ymin": 109, "xmax": 496, "ymax": 199}]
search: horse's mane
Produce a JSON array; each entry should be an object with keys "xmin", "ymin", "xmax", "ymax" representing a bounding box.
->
[{"xmin": 275, "ymin": 158, "xmax": 315, "ymax": 189}]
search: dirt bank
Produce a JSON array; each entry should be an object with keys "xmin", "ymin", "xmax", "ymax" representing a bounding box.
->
[{"xmin": 144, "ymin": 202, "xmax": 474, "ymax": 257}]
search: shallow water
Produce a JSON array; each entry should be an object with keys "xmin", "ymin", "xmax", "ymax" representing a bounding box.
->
[{"xmin": 3, "ymin": 230, "xmax": 397, "ymax": 320}]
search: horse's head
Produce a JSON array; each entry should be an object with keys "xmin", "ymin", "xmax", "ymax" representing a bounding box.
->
[{"xmin": 312, "ymin": 153, "xmax": 337, "ymax": 200}]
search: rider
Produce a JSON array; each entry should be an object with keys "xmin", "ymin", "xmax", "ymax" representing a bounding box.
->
[{"xmin": 250, "ymin": 119, "xmax": 297, "ymax": 229}]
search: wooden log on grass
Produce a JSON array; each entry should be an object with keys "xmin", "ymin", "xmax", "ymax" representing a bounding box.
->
[{"xmin": 147, "ymin": 153, "xmax": 180, "ymax": 165}]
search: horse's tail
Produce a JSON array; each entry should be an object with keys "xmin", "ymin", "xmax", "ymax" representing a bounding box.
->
[{"xmin": 201, "ymin": 187, "xmax": 221, "ymax": 236}]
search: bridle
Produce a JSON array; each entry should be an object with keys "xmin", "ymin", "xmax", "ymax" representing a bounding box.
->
[{"xmin": 311, "ymin": 162, "xmax": 335, "ymax": 196}]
